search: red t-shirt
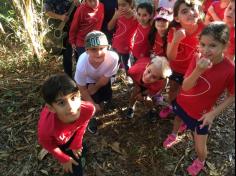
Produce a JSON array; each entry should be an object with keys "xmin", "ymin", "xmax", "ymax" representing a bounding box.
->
[
  {"xmin": 38, "ymin": 101, "xmax": 95, "ymax": 163},
  {"xmin": 152, "ymin": 32, "xmax": 165, "ymax": 57},
  {"xmin": 177, "ymin": 56, "xmax": 235, "ymax": 119},
  {"xmin": 128, "ymin": 57, "xmax": 165, "ymax": 95},
  {"xmin": 167, "ymin": 22, "xmax": 204, "ymax": 74},
  {"xmin": 207, "ymin": 1, "xmax": 227, "ymax": 21},
  {"xmin": 202, "ymin": 0, "xmax": 218, "ymax": 13},
  {"xmin": 69, "ymin": 3, "xmax": 104, "ymax": 47},
  {"xmin": 112, "ymin": 16, "xmax": 138, "ymax": 54},
  {"xmin": 132, "ymin": 24, "xmax": 152, "ymax": 59},
  {"xmin": 225, "ymin": 26, "xmax": 235, "ymax": 59}
]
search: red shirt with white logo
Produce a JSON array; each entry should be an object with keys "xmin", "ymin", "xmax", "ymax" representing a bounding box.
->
[
  {"xmin": 167, "ymin": 22, "xmax": 204, "ymax": 74},
  {"xmin": 152, "ymin": 32, "xmax": 165, "ymax": 57},
  {"xmin": 69, "ymin": 3, "xmax": 104, "ymax": 47},
  {"xmin": 38, "ymin": 101, "xmax": 95, "ymax": 163},
  {"xmin": 132, "ymin": 24, "xmax": 152, "ymax": 60},
  {"xmin": 128, "ymin": 57, "xmax": 165, "ymax": 95},
  {"xmin": 177, "ymin": 56, "xmax": 235, "ymax": 119},
  {"xmin": 112, "ymin": 16, "xmax": 138, "ymax": 54}
]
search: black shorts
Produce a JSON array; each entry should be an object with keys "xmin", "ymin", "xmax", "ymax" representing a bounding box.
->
[
  {"xmin": 169, "ymin": 71, "xmax": 184, "ymax": 85},
  {"xmin": 88, "ymin": 81, "xmax": 112, "ymax": 104},
  {"xmin": 172, "ymin": 100, "xmax": 209, "ymax": 135}
]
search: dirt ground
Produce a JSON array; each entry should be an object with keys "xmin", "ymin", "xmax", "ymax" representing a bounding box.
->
[{"xmin": 0, "ymin": 59, "xmax": 235, "ymax": 176}]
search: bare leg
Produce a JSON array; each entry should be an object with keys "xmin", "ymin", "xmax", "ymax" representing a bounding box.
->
[
  {"xmin": 194, "ymin": 131, "xmax": 208, "ymax": 162},
  {"xmin": 172, "ymin": 116, "xmax": 183, "ymax": 134}
]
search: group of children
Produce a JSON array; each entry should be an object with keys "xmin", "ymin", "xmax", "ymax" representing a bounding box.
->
[{"xmin": 39, "ymin": 0, "xmax": 235, "ymax": 175}]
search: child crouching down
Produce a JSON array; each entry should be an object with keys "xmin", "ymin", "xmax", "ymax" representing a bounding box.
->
[
  {"xmin": 38, "ymin": 74, "xmax": 95, "ymax": 176},
  {"xmin": 126, "ymin": 56, "xmax": 172, "ymax": 123},
  {"xmin": 74, "ymin": 31, "xmax": 119, "ymax": 134}
]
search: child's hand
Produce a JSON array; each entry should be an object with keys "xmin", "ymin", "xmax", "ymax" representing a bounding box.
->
[
  {"xmin": 62, "ymin": 157, "xmax": 78, "ymax": 174},
  {"xmin": 126, "ymin": 9, "xmax": 137, "ymax": 18},
  {"xmin": 135, "ymin": 93, "xmax": 145, "ymax": 101},
  {"xmin": 173, "ymin": 28, "xmax": 186, "ymax": 43},
  {"xmin": 196, "ymin": 57, "xmax": 213, "ymax": 73},
  {"xmin": 72, "ymin": 149, "xmax": 82, "ymax": 159},
  {"xmin": 208, "ymin": 5, "xmax": 216, "ymax": 17},
  {"xmin": 72, "ymin": 44, "xmax": 76, "ymax": 50},
  {"xmin": 94, "ymin": 103, "xmax": 102, "ymax": 112},
  {"xmin": 60, "ymin": 13, "xmax": 69, "ymax": 21},
  {"xmin": 88, "ymin": 84, "xmax": 98, "ymax": 95},
  {"xmin": 198, "ymin": 111, "xmax": 216, "ymax": 130},
  {"xmin": 114, "ymin": 8, "xmax": 125, "ymax": 19}
]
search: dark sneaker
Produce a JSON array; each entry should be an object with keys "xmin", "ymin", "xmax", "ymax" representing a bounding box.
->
[
  {"xmin": 87, "ymin": 118, "xmax": 98, "ymax": 134},
  {"xmin": 126, "ymin": 108, "xmax": 134, "ymax": 119},
  {"xmin": 147, "ymin": 110, "xmax": 157, "ymax": 123}
]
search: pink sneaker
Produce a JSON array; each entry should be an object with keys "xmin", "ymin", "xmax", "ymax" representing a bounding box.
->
[
  {"xmin": 163, "ymin": 134, "xmax": 178, "ymax": 149},
  {"xmin": 159, "ymin": 106, "xmax": 173, "ymax": 119},
  {"xmin": 178, "ymin": 123, "xmax": 187, "ymax": 133},
  {"xmin": 187, "ymin": 159, "xmax": 205, "ymax": 176}
]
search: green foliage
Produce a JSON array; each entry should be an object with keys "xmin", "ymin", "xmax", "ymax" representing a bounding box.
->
[{"xmin": 0, "ymin": 0, "xmax": 47, "ymax": 73}]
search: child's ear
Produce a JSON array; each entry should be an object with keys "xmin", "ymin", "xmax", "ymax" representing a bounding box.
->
[
  {"xmin": 46, "ymin": 104, "xmax": 56, "ymax": 113},
  {"xmin": 174, "ymin": 16, "xmax": 180, "ymax": 23}
]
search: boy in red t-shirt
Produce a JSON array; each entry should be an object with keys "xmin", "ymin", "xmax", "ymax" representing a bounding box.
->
[
  {"xmin": 163, "ymin": 22, "xmax": 235, "ymax": 176},
  {"xmin": 223, "ymin": 0, "xmax": 235, "ymax": 61},
  {"xmin": 126, "ymin": 56, "xmax": 172, "ymax": 123},
  {"xmin": 38, "ymin": 74, "xmax": 95, "ymax": 176},
  {"xmin": 69, "ymin": 0, "xmax": 104, "ymax": 59}
]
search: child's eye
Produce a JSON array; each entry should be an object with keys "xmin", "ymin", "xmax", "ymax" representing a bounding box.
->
[
  {"xmin": 210, "ymin": 44, "xmax": 216, "ymax": 48},
  {"xmin": 200, "ymin": 43, "xmax": 205, "ymax": 47},
  {"xmin": 57, "ymin": 101, "xmax": 65, "ymax": 106}
]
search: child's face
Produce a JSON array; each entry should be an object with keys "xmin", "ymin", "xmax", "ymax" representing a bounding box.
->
[
  {"xmin": 224, "ymin": 1, "xmax": 235, "ymax": 26},
  {"xmin": 142, "ymin": 64, "xmax": 162, "ymax": 84},
  {"xmin": 87, "ymin": 46, "xmax": 108, "ymax": 64},
  {"xmin": 155, "ymin": 19, "xmax": 169, "ymax": 36},
  {"xmin": 137, "ymin": 8, "xmax": 152, "ymax": 26},
  {"xmin": 48, "ymin": 92, "xmax": 81, "ymax": 124},
  {"xmin": 199, "ymin": 35, "xmax": 226, "ymax": 62},
  {"xmin": 86, "ymin": 0, "xmax": 99, "ymax": 9},
  {"xmin": 175, "ymin": 3, "xmax": 199, "ymax": 26},
  {"xmin": 118, "ymin": 0, "xmax": 131, "ymax": 11}
]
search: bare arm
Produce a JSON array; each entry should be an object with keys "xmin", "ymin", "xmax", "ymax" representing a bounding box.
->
[
  {"xmin": 78, "ymin": 85, "xmax": 95, "ymax": 104},
  {"xmin": 45, "ymin": 11, "xmax": 68, "ymax": 21},
  {"xmin": 108, "ymin": 9, "xmax": 120, "ymax": 31},
  {"xmin": 199, "ymin": 94, "xmax": 235, "ymax": 129},
  {"xmin": 88, "ymin": 76, "xmax": 110, "ymax": 95},
  {"xmin": 166, "ymin": 28, "xmax": 186, "ymax": 61},
  {"xmin": 208, "ymin": 5, "xmax": 221, "ymax": 21}
]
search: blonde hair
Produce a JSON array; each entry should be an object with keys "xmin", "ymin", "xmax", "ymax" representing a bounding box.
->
[{"xmin": 151, "ymin": 56, "xmax": 172, "ymax": 79}]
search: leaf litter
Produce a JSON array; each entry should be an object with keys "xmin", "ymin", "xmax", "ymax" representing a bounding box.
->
[{"xmin": 0, "ymin": 59, "xmax": 235, "ymax": 176}]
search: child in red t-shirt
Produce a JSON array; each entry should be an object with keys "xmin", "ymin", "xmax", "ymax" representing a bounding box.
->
[
  {"xmin": 38, "ymin": 74, "xmax": 95, "ymax": 176},
  {"xmin": 69, "ymin": 0, "xmax": 104, "ymax": 59},
  {"xmin": 205, "ymin": 0, "xmax": 230, "ymax": 24},
  {"xmin": 108, "ymin": 0, "xmax": 139, "ymax": 71},
  {"xmin": 166, "ymin": 0, "xmax": 204, "ymax": 109},
  {"xmin": 163, "ymin": 22, "xmax": 235, "ymax": 176},
  {"xmin": 126, "ymin": 56, "xmax": 172, "ymax": 123},
  {"xmin": 132, "ymin": 3, "xmax": 154, "ymax": 62},
  {"xmin": 223, "ymin": 0, "xmax": 235, "ymax": 61},
  {"xmin": 149, "ymin": 7, "xmax": 173, "ymax": 58}
]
